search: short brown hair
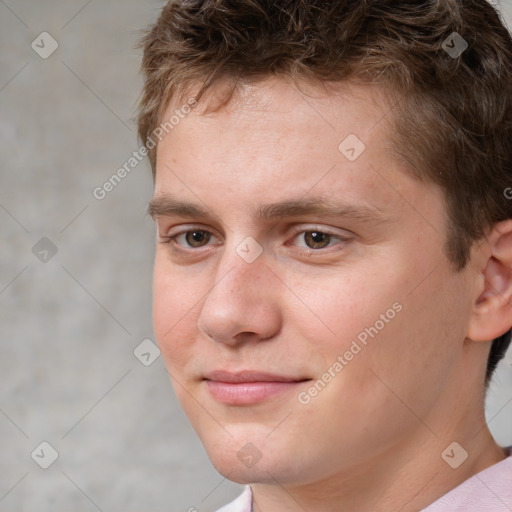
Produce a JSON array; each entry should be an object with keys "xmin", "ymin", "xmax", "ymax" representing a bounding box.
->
[{"xmin": 138, "ymin": 0, "xmax": 512, "ymax": 384}]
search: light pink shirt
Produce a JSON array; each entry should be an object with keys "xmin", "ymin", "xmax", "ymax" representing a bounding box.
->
[{"xmin": 215, "ymin": 446, "xmax": 512, "ymax": 512}]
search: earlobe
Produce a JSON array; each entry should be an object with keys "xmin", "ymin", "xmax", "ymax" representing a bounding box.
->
[{"xmin": 467, "ymin": 219, "xmax": 512, "ymax": 342}]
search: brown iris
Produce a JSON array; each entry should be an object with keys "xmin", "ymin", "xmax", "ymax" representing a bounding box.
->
[
  {"xmin": 304, "ymin": 231, "xmax": 331, "ymax": 249},
  {"xmin": 185, "ymin": 230, "xmax": 211, "ymax": 247}
]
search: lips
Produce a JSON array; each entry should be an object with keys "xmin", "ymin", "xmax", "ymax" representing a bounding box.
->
[
  {"xmin": 204, "ymin": 370, "xmax": 308, "ymax": 383},
  {"xmin": 203, "ymin": 370, "xmax": 311, "ymax": 405}
]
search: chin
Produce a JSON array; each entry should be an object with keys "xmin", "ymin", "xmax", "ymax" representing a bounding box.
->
[
  {"xmin": 213, "ymin": 462, "xmax": 268, "ymax": 485},
  {"xmin": 207, "ymin": 451, "xmax": 285, "ymax": 485},
  {"xmin": 199, "ymin": 431, "xmax": 306, "ymax": 486}
]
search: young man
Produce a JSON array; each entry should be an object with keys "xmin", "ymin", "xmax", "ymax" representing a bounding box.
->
[{"xmin": 138, "ymin": 1, "xmax": 512, "ymax": 510}]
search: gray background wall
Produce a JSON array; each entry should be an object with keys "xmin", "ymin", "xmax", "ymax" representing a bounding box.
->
[{"xmin": 1, "ymin": 1, "xmax": 511, "ymax": 511}]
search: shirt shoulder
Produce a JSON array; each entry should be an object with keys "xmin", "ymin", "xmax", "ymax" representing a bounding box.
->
[
  {"xmin": 421, "ymin": 445, "xmax": 512, "ymax": 512},
  {"xmin": 214, "ymin": 485, "xmax": 252, "ymax": 512}
]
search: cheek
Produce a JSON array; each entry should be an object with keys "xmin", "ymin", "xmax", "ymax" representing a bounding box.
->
[
  {"xmin": 342, "ymin": 261, "xmax": 471, "ymax": 416},
  {"xmin": 285, "ymin": 247, "xmax": 463, "ymax": 389},
  {"xmin": 152, "ymin": 259, "xmax": 201, "ymax": 367},
  {"xmin": 284, "ymin": 265, "xmax": 403, "ymax": 357}
]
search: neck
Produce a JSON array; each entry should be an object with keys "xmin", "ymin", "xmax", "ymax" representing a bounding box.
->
[{"xmin": 251, "ymin": 408, "xmax": 506, "ymax": 512}]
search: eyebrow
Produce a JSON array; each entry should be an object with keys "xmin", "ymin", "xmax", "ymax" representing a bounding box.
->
[{"xmin": 147, "ymin": 194, "xmax": 395, "ymax": 225}]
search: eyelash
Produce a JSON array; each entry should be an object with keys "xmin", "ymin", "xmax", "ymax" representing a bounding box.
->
[{"xmin": 158, "ymin": 225, "xmax": 351, "ymax": 256}]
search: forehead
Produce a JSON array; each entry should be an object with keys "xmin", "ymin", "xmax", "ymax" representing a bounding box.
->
[
  {"xmin": 153, "ymin": 77, "xmax": 439, "ymax": 227},
  {"xmin": 157, "ymin": 76, "xmax": 396, "ymax": 148}
]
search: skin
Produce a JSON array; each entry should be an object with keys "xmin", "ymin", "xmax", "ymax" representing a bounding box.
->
[{"xmin": 149, "ymin": 77, "xmax": 511, "ymax": 512}]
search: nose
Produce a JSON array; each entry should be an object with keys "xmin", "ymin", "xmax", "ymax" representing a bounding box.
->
[{"xmin": 196, "ymin": 243, "xmax": 282, "ymax": 347}]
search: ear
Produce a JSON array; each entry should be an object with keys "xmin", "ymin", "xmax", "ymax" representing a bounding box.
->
[{"xmin": 467, "ymin": 219, "xmax": 512, "ymax": 342}]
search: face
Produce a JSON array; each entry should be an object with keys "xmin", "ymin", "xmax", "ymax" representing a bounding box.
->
[{"xmin": 150, "ymin": 78, "xmax": 477, "ymax": 486}]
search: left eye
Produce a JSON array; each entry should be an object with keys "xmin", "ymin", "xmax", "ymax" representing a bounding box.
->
[{"xmin": 291, "ymin": 230, "xmax": 345, "ymax": 249}]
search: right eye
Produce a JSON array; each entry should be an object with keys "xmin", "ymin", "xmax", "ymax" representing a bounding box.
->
[{"xmin": 159, "ymin": 226, "xmax": 221, "ymax": 251}]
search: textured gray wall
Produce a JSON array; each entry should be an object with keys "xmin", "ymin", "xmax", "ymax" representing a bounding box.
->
[{"xmin": 1, "ymin": 1, "xmax": 511, "ymax": 511}]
